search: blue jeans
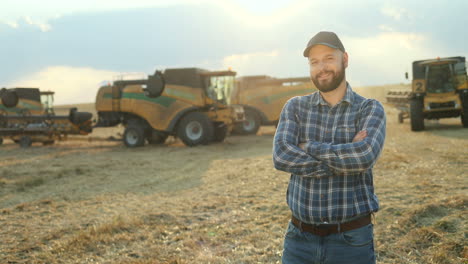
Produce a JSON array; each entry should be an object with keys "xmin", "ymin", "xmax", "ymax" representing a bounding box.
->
[{"xmin": 282, "ymin": 221, "xmax": 376, "ymax": 264}]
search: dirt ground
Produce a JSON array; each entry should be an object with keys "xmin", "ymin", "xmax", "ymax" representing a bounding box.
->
[{"xmin": 0, "ymin": 84, "xmax": 467, "ymax": 264}]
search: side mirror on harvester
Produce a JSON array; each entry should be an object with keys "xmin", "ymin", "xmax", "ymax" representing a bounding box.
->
[
  {"xmin": 145, "ymin": 71, "xmax": 165, "ymax": 98},
  {"xmin": 405, "ymin": 72, "xmax": 409, "ymax": 80}
]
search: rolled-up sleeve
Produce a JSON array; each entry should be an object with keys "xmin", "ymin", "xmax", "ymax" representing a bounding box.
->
[
  {"xmin": 273, "ymin": 98, "xmax": 329, "ymax": 177},
  {"xmin": 304, "ymin": 100, "xmax": 386, "ymax": 174}
]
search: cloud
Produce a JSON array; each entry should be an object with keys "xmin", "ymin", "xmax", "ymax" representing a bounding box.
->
[
  {"xmin": 1, "ymin": 16, "xmax": 52, "ymax": 31},
  {"xmin": 348, "ymin": 31, "xmax": 427, "ymax": 57},
  {"xmin": 1, "ymin": 0, "xmax": 466, "ymax": 93},
  {"xmin": 1, "ymin": 0, "xmax": 313, "ymax": 33},
  {"xmin": 223, "ymin": 51, "xmax": 279, "ymax": 74},
  {"xmin": 2, "ymin": 20, "xmax": 19, "ymax": 29},
  {"xmin": 23, "ymin": 16, "xmax": 52, "ymax": 32},
  {"xmin": 220, "ymin": 49, "xmax": 310, "ymax": 79},
  {"xmin": 378, "ymin": 24, "xmax": 395, "ymax": 32},
  {"xmin": 0, "ymin": 0, "xmax": 210, "ymax": 26},
  {"xmin": 344, "ymin": 31, "xmax": 434, "ymax": 85},
  {"xmin": 381, "ymin": 5, "xmax": 409, "ymax": 21},
  {"xmin": 215, "ymin": 0, "xmax": 314, "ymax": 28},
  {"xmin": 0, "ymin": 0, "xmax": 195, "ymax": 33},
  {"xmin": 8, "ymin": 66, "xmax": 119, "ymax": 104}
]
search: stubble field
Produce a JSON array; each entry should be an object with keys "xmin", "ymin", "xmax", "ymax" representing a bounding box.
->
[{"xmin": 0, "ymin": 85, "xmax": 467, "ymax": 263}]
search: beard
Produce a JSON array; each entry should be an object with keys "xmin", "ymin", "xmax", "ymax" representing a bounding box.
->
[{"xmin": 311, "ymin": 62, "xmax": 346, "ymax": 93}]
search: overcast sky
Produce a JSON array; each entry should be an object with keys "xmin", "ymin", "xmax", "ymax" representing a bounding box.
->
[{"xmin": 1, "ymin": 0, "xmax": 467, "ymax": 104}]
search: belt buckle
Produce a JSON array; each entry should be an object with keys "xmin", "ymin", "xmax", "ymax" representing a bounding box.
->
[{"xmin": 317, "ymin": 222, "xmax": 340, "ymax": 236}]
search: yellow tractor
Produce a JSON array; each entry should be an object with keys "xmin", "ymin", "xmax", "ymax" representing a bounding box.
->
[
  {"xmin": 0, "ymin": 88, "xmax": 93, "ymax": 147},
  {"xmin": 231, "ymin": 75, "xmax": 315, "ymax": 134},
  {"xmin": 387, "ymin": 56, "xmax": 468, "ymax": 131},
  {"xmin": 94, "ymin": 68, "xmax": 245, "ymax": 147}
]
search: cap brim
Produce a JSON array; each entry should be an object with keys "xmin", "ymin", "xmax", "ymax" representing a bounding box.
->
[{"xmin": 303, "ymin": 43, "xmax": 340, "ymax": 57}]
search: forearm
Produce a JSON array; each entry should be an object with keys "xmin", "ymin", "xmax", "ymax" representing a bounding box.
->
[
  {"xmin": 273, "ymin": 98, "xmax": 329, "ymax": 177},
  {"xmin": 304, "ymin": 140, "xmax": 381, "ymax": 173},
  {"xmin": 273, "ymin": 138, "xmax": 329, "ymax": 177},
  {"xmin": 303, "ymin": 100, "xmax": 386, "ymax": 174}
]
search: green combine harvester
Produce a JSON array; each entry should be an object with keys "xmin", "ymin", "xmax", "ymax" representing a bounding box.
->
[{"xmin": 0, "ymin": 87, "xmax": 93, "ymax": 147}]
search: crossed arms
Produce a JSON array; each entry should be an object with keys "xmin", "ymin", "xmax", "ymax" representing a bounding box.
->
[{"xmin": 273, "ymin": 98, "xmax": 386, "ymax": 177}]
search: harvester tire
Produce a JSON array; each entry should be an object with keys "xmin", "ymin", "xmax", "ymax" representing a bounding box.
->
[
  {"xmin": 410, "ymin": 98, "xmax": 424, "ymax": 131},
  {"xmin": 235, "ymin": 109, "xmax": 260, "ymax": 135},
  {"xmin": 123, "ymin": 124, "xmax": 145, "ymax": 147},
  {"xmin": 177, "ymin": 112, "xmax": 214, "ymax": 146},
  {"xmin": 19, "ymin": 136, "xmax": 32, "ymax": 148},
  {"xmin": 213, "ymin": 123, "xmax": 228, "ymax": 142},
  {"xmin": 461, "ymin": 92, "xmax": 468, "ymax": 128}
]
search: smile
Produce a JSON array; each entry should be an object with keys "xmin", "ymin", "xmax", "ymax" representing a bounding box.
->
[{"xmin": 318, "ymin": 72, "xmax": 332, "ymax": 80}]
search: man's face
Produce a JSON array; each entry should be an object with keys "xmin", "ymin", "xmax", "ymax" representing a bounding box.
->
[{"xmin": 308, "ymin": 45, "xmax": 348, "ymax": 93}]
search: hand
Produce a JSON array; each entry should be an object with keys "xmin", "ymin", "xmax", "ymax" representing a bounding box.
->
[
  {"xmin": 298, "ymin": 143, "xmax": 306, "ymax": 150},
  {"xmin": 352, "ymin": 130, "xmax": 367, "ymax": 142}
]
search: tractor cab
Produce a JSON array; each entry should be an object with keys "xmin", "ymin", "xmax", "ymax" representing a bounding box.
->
[
  {"xmin": 40, "ymin": 91, "xmax": 55, "ymax": 114},
  {"xmin": 202, "ymin": 70, "xmax": 236, "ymax": 105},
  {"xmin": 419, "ymin": 58, "xmax": 461, "ymax": 94},
  {"xmin": 162, "ymin": 68, "xmax": 237, "ymax": 105}
]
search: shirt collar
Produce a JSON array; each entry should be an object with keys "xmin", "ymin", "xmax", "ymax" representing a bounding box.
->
[{"xmin": 311, "ymin": 82, "xmax": 354, "ymax": 106}]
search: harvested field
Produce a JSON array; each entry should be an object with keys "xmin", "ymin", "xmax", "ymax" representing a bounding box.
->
[{"xmin": 0, "ymin": 84, "xmax": 467, "ymax": 263}]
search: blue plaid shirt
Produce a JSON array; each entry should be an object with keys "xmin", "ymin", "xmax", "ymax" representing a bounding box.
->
[{"xmin": 273, "ymin": 84, "xmax": 386, "ymax": 224}]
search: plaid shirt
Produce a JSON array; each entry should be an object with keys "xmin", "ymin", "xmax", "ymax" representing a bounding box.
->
[{"xmin": 273, "ymin": 84, "xmax": 386, "ymax": 224}]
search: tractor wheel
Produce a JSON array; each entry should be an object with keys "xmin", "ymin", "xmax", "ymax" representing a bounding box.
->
[
  {"xmin": 234, "ymin": 109, "xmax": 261, "ymax": 135},
  {"xmin": 461, "ymin": 92, "xmax": 468, "ymax": 128},
  {"xmin": 213, "ymin": 123, "xmax": 228, "ymax": 142},
  {"xmin": 19, "ymin": 136, "xmax": 32, "ymax": 148},
  {"xmin": 123, "ymin": 124, "xmax": 146, "ymax": 147},
  {"xmin": 410, "ymin": 98, "xmax": 424, "ymax": 131},
  {"xmin": 177, "ymin": 112, "xmax": 214, "ymax": 146},
  {"xmin": 147, "ymin": 130, "xmax": 168, "ymax": 144},
  {"xmin": 0, "ymin": 137, "xmax": 3, "ymax": 145}
]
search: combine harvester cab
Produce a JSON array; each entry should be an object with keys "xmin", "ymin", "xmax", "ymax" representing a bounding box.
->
[
  {"xmin": 94, "ymin": 68, "xmax": 245, "ymax": 147},
  {"xmin": 387, "ymin": 56, "xmax": 468, "ymax": 131},
  {"xmin": 0, "ymin": 88, "xmax": 93, "ymax": 147},
  {"xmin": 231, "ymin": 75, "xmax": 315, "ymax": 134}
]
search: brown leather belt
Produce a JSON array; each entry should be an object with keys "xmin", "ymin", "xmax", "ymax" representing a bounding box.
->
[{"xmin": 291, "ymin": 214, "xmax": 371, "ymax": 237}]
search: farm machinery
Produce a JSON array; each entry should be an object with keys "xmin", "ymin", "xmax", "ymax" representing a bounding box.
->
[
  {"xmin": 1, "ymin": 67, "xmax": 245, "ymax": 148},
  {"xmin": 95, "ymin": 68, "xmax": 245, "ymax": 147},
  {"xmin": 0, "ymin": 87, "xmax": 93, "ymax": 147},
  {"xmin": 386, "ymin": 56, "xmax": 468, "ymax": 131},
  {"xmin": 231, "ymin": 75, "xmax": 314, "ymax": 134}
]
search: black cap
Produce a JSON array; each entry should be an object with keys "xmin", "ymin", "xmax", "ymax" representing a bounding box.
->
[{"xmin": 303, "ymin": 31, "xmax": 345, "ymax": 57}]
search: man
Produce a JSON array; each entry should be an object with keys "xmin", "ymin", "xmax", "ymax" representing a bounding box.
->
[{"xmin": 273, "ymin": 31, "xmax": 386, "ymax": 264}]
